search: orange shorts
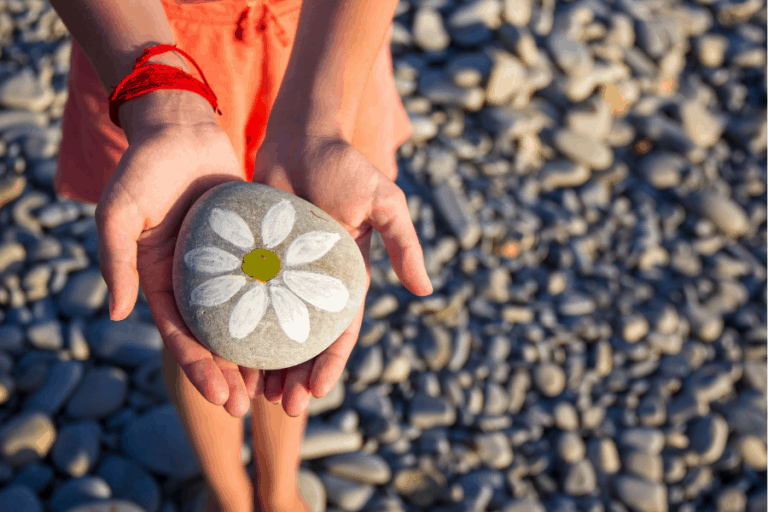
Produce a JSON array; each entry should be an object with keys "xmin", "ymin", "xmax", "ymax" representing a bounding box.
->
[{"xmin": 54, "ymin": 0, "xmax": 413, "ymax": 205}]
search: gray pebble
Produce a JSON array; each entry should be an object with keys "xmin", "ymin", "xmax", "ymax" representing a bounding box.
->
[
  {"xmin": 0, "ymin": 411, "xmax": 56, "ymax": 468},
  {"xmin": 26, "ymin": 320, "xmax": 63, "ymax": 350},
  {"xmin": 621, "ymin": 450, "xmax": 664, "ymax": 482},
  {"xmin": 587, "ymin": 437, "xmax": 621, "ymax": 475},
  {"xmin": 412, "ymin": 8, "xmax": 451, "ymax": 52},
  {"xmin": 23, "ymin": 359, "xmax": 83, "ymax": 415},
  {"xmin": 95, "ymin": 455, "xmax": 162, "ymax": 512},
  {"xmin": 120, "ymin": 404, "xmax": 199, "ymax": 479},
  {"xmin": 50, "ymin": 420, "xmax": 101, "ymax": 478},
  {"xmin": 64, "ymin": 366, "xmax": 129, "ymax": 420},
  {"xmin": 301, "ymin": 422, "xmax": 364, "ymax": 460},
  {"xmin": 619, "ymin": 427, "xmax": 666, "ymax": 454},
  {"xmin": 322, "ymin": 452, "xmax": 392, "ymax": 485},
  {"xmin": 613, "ymin": 474, "xmax": 668, "ymax": 512},
  {"xmin": 319, "ymin": 471, "xmax": 374, "ymax": 512},
  {"xmin": 533, "ymin": 363, "xmax": 566, "ymax": 397},
  {"xmin": 474, "ymin": 431, "xmax": 514, "ymax": 469},
  {"xmin": 558, "ymin": 431, "xmax": 587, "ymax": 463},
  {"xmin": 47, "ymin": 475, "xmax": 112, "ymax": 512},
  {"xmin": 409, "ymin": 392, "xmax": 456, "ymax": 429},
  {"xmin": 563, "ymin": 459, "xmax": 597, "ymax": 496},
  {"xmin": 687, "ymin": 414, "xmax": 729, "ymax": 465}
]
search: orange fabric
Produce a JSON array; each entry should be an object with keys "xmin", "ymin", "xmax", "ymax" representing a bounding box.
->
[{"xmin": 54, "ymin": 0, "xmax": 413, "ymax": 205}]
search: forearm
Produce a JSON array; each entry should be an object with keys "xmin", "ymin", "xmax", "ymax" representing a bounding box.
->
[
  {"xmin": 270, "ymin": 0, "xmax": 400, "ymax": 140},
  {"xmin": 49, "ymin": 0, "xmax": 216, "ymax": 141}
]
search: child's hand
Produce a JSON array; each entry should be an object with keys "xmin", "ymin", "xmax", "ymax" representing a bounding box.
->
[
  {"xmin": 95, "ymin": 119, "xmax": 262, "ymax": 418},
  {"xmin": 252, "ymin": 133, "xmax": 433, "ymax": 418}
]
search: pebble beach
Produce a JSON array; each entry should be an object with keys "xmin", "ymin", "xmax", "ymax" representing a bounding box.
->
[{"xmin": 0, "ymin": 0, "xmax": 765, "ymax": 511}]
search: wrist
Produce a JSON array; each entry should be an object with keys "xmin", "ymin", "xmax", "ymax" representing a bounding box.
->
[
  {"xmin": 118, "ymin": 89, "xmax": 218, "ymax": 143},
  {"xmin": 115, "ymin": 52, "xmax": 219, "ymax": 144}
]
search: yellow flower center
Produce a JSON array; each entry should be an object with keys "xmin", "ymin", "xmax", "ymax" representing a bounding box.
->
[{"xmin": 242, "ymin": 249, "xmax": 281, "ymax": 283}]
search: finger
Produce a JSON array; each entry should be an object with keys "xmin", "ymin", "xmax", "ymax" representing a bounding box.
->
[
  {"xmin": 146, "ymin": 288, "xmax": 230, "ymax": 405},
  {"xmin": 310, "ymin": 294, "xmax": 367, "ymax": 398},
  {"xmin": 265, "ymin": 369, "xmax": 284, "ymax": 404},
  {"xmin": 282, "ymin": 360, "xmax": 313, "ymax": 418},
  {"xmin": 239, "ymin": 366, "xmax": 262, "ymax": 399},
  {"xmin": 215, "ymin": 356, "xmax": 252, "ymax": 417},
  {"xmin": 365, "ymin": 175, "xmax": 433, "ymax": 296},
  {"xmin": 95, "ymin": 186, "xmax": 145, "ymax": 321}
]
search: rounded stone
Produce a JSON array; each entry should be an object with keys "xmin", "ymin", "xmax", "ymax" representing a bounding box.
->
[{"xmin": 173, "ymin": 181, "xmax": 367, "ymax": 370}]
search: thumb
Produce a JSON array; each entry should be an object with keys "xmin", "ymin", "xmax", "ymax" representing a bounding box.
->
[
  {"xmin": 366, "ymin": 175, "xmax": 433, "ymax": 297},
  {"xmin": 95, "ymin": 185, "xmax": 145, "ymax": 321}
]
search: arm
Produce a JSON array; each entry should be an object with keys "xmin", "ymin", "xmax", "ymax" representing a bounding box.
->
[
  {"xmin": 269, "ymin": 0, "xmax": 400, "ymax": 141},
  {"xmin": 48, "ymin": 0, "xmax": 216, "ymax": 142}
]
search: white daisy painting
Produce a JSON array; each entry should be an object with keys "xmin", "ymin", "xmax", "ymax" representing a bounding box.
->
[{"xmin": 182, "ymin": 198, "xmax": 350, "ymax": 343}]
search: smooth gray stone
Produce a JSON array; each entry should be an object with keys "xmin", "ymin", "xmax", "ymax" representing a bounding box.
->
[
  {"xmin": 352, "ymin": 386, "xmax": 395, "ymax": 419},
  {"xmin": 10, "ymin": 462, "xmax": 54, "ymax": 493},
  {"xmin": 57, "ymin": 268, "xmax": 108, "ymax": 318},
  {"xmin": 96, "ymin": 455, "xmax": 162, "ymax": 512},
  {"xmin": 562, "ymin": 459, "xmax": 597, "ymax": 496},
  {"xmin": 612, "ymin": 474, "xmax": 668, "ymax": 512},
  {"xmin": 308, "ymin": 376, "xmax": 346, "ymax": 417},
  {"xmin": 350, "ymin": 344, "xmax": 384, "ymax": 385},
  {"xmin": 120, "ymin": 404, "xmax": 200, "ymax": 480},
  {"xmin": 0, "ymin": 484, "xmax": 43, "ymax": 512},
  {"xmin": 318, "ymin": 472, "xmax": 375, "ymax": 512},
  {"xmin": 23, "ymin": 360, "xmax": 84, "ymax": 415},
  {"xmin": 26, "ymin": 320, "xmax": 64, "ymax": 350},
  {"xmin": 687, "ymin": 414, "xmax": 729, "ymax": 465},
  {"xmin": 173, "ymin": 182, "xmax": 366, "ymax": 370},
  {"xmin": 412, "ymin": 8, "xmax": 451, "ymax": 51},
  {"xmin": 47, "ymin": 475, "xmax": 112, "ymax": 512},
  {"xmin": 301, "ymin": 423, "xmax": 364, "ymax": 460},
  {"xmin": 50, "ymin": 421, "xmax": 102, "ymax": 478},
  {"xmin": 474, "ymin": 432, "xmax": 514, "ymax": 469},
  {"xmin": 415, "ymin": 324, "xmax": 452, "ymax": 371},
  {"xmin": 297, "ymin": 468, "xmax": 327, "ymax": 512},
  {"xmin": 433, "ymin": 181, "xmax": 482, "ymax": 250},
  {"xmin": 0, "ymin": 411, "xmax": 56, "ymax": 468},
  {"xmin": 65, "ymin": 367, "xmax": 129, "ymax": 420},
  {"xmin": 618, "ymin": 427, "xmax": 665, "ymax": 454},
  {"xmin": 322, "ymin": 452, "xmax": 392, "ymax": 485},
  {"xmin": 409, "ymin": 392, "xmax": 457, "ymax": 428},
  {"xmin": 36, "ymin": 201, "xmax": 80, "ymax": 229},
  {"xmin": 86, "ymin": 318, "xmax": 163, "ymax": 368},
  {"xmin": 0, "ymin": 67, "xmax": 54, "ymax": 112}
]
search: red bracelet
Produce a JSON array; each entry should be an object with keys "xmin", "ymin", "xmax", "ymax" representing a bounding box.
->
[{"xmin": 108, "ymin": 44, "xmax": 222, "ymax": 129}]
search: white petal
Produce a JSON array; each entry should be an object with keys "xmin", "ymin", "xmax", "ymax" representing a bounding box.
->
[
  {"xmin": 270, "ymin": 284, "xmax": 310, "ymax": 343},
  {"xmin": 284, "ymin": 231, "xmax": 341, "ymax": 266},
  {"xmin": 184, "ymin": 246, "xmax": 241, "ymax": 274},
  {"xmin": 283, "ymin": 270, "xmax": 349, "ymax": 312},
  {"xmin": 229, "ymin": 282, "xmax": 269, "ymax": 339},
  {"xmin": 261, "ymin": 198, "xmax": 295, "ymax": 249},
  {"xmin": 209, "ymin": 208, "xmax": 254, "ymax": 249},
  {"xmin": 190, "ymin": 275, "xmax": 246, "ymax": 307}
]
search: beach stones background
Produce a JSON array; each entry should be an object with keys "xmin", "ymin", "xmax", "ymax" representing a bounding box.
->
[
  {"xmin": 172, "ymin": 181, "xmax": 367, "ymax": 370},
  {"xmin": 0, "ymin": 1, "xmax": 765, "ymax": 512}
]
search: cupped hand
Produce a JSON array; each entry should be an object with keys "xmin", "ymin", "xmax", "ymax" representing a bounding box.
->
[
  {"xmin": 251, "ymin": 132, "xmax": 433, "ymax": 418},
  {"xmin": 95, "ymin": 119, "xmax": 262, "ymax": 418}
]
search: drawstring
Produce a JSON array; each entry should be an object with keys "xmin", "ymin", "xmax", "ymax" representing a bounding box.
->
[{"xmin": 235, "ymin": 0, "xmax": 286, "ymax": 43}]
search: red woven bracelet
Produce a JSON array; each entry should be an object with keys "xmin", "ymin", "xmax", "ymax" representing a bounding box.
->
[{"xmin": 108, "ymin": 44, "xmax": 222, "ymax": 129}]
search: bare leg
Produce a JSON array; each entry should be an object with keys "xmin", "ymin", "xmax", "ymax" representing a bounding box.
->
[
  {"xmin": 250, "ymin": 392, "xmax": 310, "ymax": 511},
  {"xmin": 161, "ymin": 345, "xmax": 254, "ymax": 512}
]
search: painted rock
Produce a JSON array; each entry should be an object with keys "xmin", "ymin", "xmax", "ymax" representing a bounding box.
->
[{"xmin": 172, "ymin": 181, "xmax": 367, "ymax": 370}]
